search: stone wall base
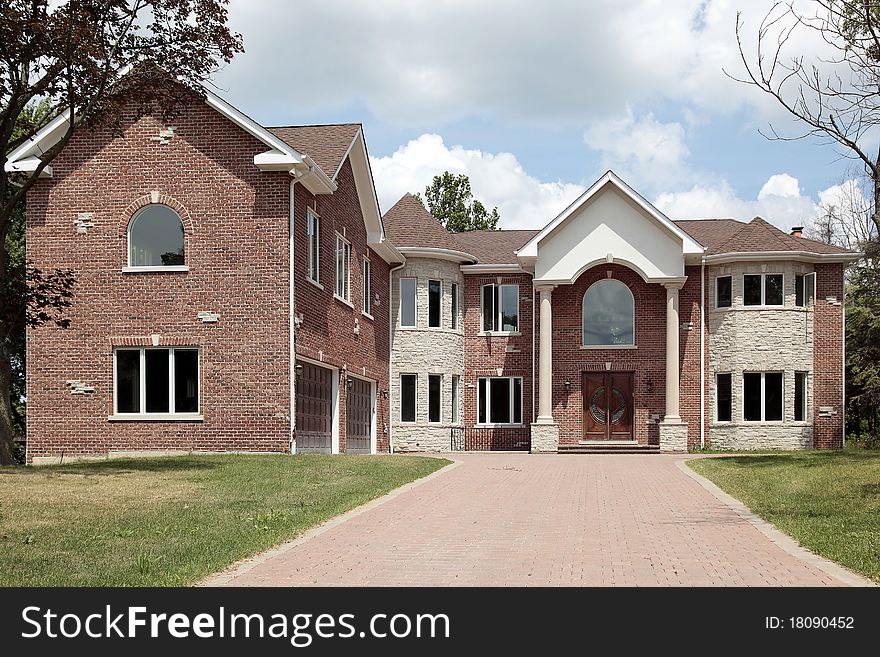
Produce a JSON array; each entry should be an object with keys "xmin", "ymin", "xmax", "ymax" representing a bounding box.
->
[
  {"xmin": 659, "ymin": 421, "xmax": 689, "ymax": 453},
  {"xmin": 530, "ymin": 423, "xmax": 559, "ymax": 453}
]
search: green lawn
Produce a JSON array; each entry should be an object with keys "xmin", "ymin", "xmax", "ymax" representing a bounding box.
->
[
  {"xmin": 689, "ymin": 450, "xmax": 880, "ymax": 582},
  {"xmin": 0, "ymin": 453, "xmax": 449, "ymax": 586}
]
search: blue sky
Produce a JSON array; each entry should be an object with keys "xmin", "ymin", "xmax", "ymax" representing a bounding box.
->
[{"xmin": 212, "ymin": 0, "xmax": 869, "ymax": 231}]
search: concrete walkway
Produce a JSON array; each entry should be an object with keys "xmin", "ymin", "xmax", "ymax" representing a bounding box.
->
[{"xmin": 206, "ymin": 453, "xmax": 870, "ymax": 587}]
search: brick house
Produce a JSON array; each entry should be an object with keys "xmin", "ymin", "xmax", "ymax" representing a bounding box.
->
[{"xmin": 8, "ymin": 93, "xmax": 857, "ymax": 463}]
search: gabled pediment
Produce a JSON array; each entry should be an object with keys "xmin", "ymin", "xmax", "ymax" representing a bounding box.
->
[{"xmin": 517, "ymin": 171, "xmax": 703, "ymax": 283}]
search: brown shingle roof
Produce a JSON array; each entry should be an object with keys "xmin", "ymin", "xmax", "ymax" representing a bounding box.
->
[
  {"xmin": 675, "ymin": 217, "xmax": 851, "ymax": 255},
  {"xmin": 382, "ymin": 194, "xmax": 466, "ymax": 253},
  {"xmin": 267, "ymin": 123, "xmax": 360, "ymax": 180},
  {"xmin": 452, "ymin": 229, "xmax": 540, "ymax": 264}
]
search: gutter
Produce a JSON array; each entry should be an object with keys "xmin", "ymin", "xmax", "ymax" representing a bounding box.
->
[{"xmin": 288, "ymin": 176, "xmax": 300, "ymax": 454}]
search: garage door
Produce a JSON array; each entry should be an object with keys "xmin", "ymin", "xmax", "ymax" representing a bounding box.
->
[
  {"xmin": 346, "ymin": 377, "xmax": 373, "ymax": 454},
  {"xmin": 295, "ymin": 361, "xmax": 333, "ymax": 453}
]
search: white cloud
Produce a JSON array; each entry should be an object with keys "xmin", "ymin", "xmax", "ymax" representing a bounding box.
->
[
  {"xmin": 370, "ymin": 134, "xmax": 585, "ymax": 229},
  {"xmin": 758, "ymin": 173, "xmax": 801, "ymax": 199},
  {"xmin": 654, "ymin": 175, "xmax": 823, "ymax": 230},
  {"xmin": 215, "ymin": 0, "xmax": 833, "ymax": 127},
  {"xmin": 583, "ymin": 111, "xmax": 692, "ymax": 189}
]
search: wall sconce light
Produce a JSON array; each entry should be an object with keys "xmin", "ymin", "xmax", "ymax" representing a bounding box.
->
[
  {"xmin": 380, "ymin": 389, "xmax": 389, "ymax": 399},
  {"xmin": 346, "ymin": 377, "xmax": 353, "ymax": 391},
  {"xmin": 563, "ymin": 380, "xmax": 572, "ymax": 392},
  {"xmin": 295, "ymin": 363, "xmax": 303, "ymax": 378},
  {"xmin": 646, "ymin": 378, "xmax": 653, "ymax": 395}
]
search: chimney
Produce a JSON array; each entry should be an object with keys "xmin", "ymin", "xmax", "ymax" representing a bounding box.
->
[{"xmin": 790, "ymin": 226, "xmax": 803, "ymax": 237}]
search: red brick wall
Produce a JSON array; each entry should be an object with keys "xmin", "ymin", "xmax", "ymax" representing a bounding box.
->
[
  {"xmin": 680, "ymin": 265, "xmax": 708, "ymax": 449},
  {"xmin": 25, "ymin": 100, "xmax": 292, "ymax": 462},
  {"xmin": 549, "ymin": 265, "xmax": 667, "ymax": 446},
  {"xmin": 462, "ymin": 273, "xmax": 534, "ymax": 450},
  {"xmin": 813, "ymin": 263, "xmax": 844, "ymax": 448},
  {"xmin": 291, "ymin": 159, "xmax": 391, "ymax": 453}
]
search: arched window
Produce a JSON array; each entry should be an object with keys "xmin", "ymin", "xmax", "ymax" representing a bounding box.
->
[
  {"xmin": 582, "ymin": 279, "xmax": 635, "ymax": 346},
  {"xmin": 128, "ymin": 204, "xmax": 185, "ymax": 267}
]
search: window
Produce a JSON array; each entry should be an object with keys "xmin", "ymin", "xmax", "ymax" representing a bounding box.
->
[
  {"xmin": 477, "ymin": 377, "xmax": 523, "ymax": 425},
  {"xmin": 583, "ymin": 279, "xmax": 635, "ymax": 346},
  {"xmin": 335, "ymin": 234, "xmax": 351, "ymax": 301},
  {"xmin": 114, "ymin": 348, "xmax": 199, "ymax": 416},
  {"xmin": 744, "ymin": 273, "xmax": 783, "ymax": 306},
  {"xmin": 451, "ymin": 283, "xmax": 458, "ymax": 330},
  {"xmin": 451, "ymin": 375, "xmax": 460, "ymax": 424},
  {"xmin": 428, "ymin": 374, "xmax": 441, "ymax": 423},
  {"xmin": 716, "ymin": 373, "xmax": 732, "ymax": 422},
  {"xmin": 362, "ymin": 258, "xmax": 372, "ymax": 315},
  {"xmin": 400, "ymin": 278, "xmax": 416, "ymax": 327},
  {"xmin": 481, "ymin": 284, "xmax": 519, "ymax": 332},
  {"xmin": 307, "ymin": 208, "xmax": 320, "ymax": 283},
  {"xmin": 743, "ymin": 372, "xmax": 783, "ymax": 422},
  {"xmin": 428, "ymin": 280, "xmax": 442, "ymax": 328},
  {"xmin": 716, "ymin": 276, "xmax": 732, "ymax": 308},
  {"xmin": 400, "ymin": 374, "xmax": 417, "ymax": 422},
  {"xmin": 795, "ymin": 372, "xmax": 808, "ymax": 421},
  {"xmin": 128, "ymin": 205, "xmax": 185, "ymax": 267},
  {"xmin": 795, "ymin": 273, "xmax": 816, "ymax": 307}
]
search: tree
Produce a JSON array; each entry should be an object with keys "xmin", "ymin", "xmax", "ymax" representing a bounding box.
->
[
  {"xmin": 0, "ymin": 1, "xmax": 243, "ymax": 464},
  {"xmin": 414, "ymin": 172, "xmax": 500, "ymax": 232},
  {"xmin": 732, "ymin": 1, "xmax": 880, "ymax": 238},
  {"xmin": 845, "ymin": 241, "xmax": 880, "ymax": 444},
  {"xmin": 805, "ymin": 172, "xmax": 878, "ymax": 248}
]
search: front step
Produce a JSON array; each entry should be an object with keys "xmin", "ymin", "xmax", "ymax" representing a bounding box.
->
[{"xmin": 558, "ymin": 441, "xmax": 660, "ymax": 454}]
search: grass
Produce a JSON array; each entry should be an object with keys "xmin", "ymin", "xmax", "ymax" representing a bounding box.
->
[
  {"xmin": 0, "ymin": 453, "xmax": 449, "ymax": 586},
  {"xmin": 688, "ymin": 449, "xmax": 880, "ymax": 582}
]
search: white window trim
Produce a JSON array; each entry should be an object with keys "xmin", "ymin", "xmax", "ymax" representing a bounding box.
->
[
  {"xmin": 476, "ymin": 376, "xmax": 524, "ymax": 427},
  {"xmin": 122, "ymin": 265, "xmax": 189, "ymax": 274},
  {"xmin": 451, "ymin": 374, "xmax": 460, "ymax": 425},
  {"xmin": 307, "ymin": 207, "xmax": 321, "ymax": 285},
  {"xmin": 427, "ymin": 373, "xmax": 443, "ymax": 424},
  {"xmin": 126, "ymin": 204, "xmax": 187, "ymax": 270},
  {"xmin": 428, "ymin": 279, "xmax": 443, "ymax": 328},
  {"xmin": 715, "ymin": 275, "xmax": 732, "ymax": 309},
  {"xmin": 743, "ymin": 273, "xmax": 784, "ymax": 307},
  {"xmin": 795, "ymin": 272, "xmax": 817, "ymax": 308},
  {"xmin": 451, "ymin": 282, "xmax": 459, "ymax": 331},
  {"xmin": 715, "ymin": 372, "xmax": 732, "ymax": 423},
  {"xmin": 399, "ymin": 277, "xmax": 418, "ymax": 328},
  {"xmin": 582, "ymin": 279, "xmax": 636, "ymax": 347},
  {"xmin": 110, "ymin": 347, "xmax": 202, "ymax": 421},
  {"xmin": 334, "ymin": 232, "xmax": 352, "ymax": 303},
  {"xmin": 400, "ymin": 373, "xmax": 418, "ymax": 423},
  {"xmin": 742, "ymin": 371, "xmax": 784, "ymax": 423},
  {"xmin": 480, "ymin": 283, "xmax": 520, "ymax": 334},
  {"xmin": 362, "ymin": 257, "xmax": 373, "ymax": 318},
  {"xmin": 794, "ymin": 371, "xmax": 809, "ymax": 422}
]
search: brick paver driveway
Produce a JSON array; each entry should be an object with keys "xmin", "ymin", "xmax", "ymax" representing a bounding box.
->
[{"xmin": 211, "ymin": 453, "xmax": 861, "ymax": 586}]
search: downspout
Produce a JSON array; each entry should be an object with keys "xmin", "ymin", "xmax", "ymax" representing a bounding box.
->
[
  {"xmin": 288, "ymin": 174, "xmax": 302, "ymax": 454},
  {"xmin": 531, "ymin": 282, "xmax": 536, "ymax": 424},
  {"xmin": 388, "ymin": 261, "xmax": 406, "ymax": 454},
  {"xmin": 700, "ymin": 259, "xmax": 706, "ymax": 449}
]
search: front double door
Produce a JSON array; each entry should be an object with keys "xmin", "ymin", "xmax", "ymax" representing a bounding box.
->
[{"xmin": 582, "ymin": 372, "xmax": 634, "ymax": 441}]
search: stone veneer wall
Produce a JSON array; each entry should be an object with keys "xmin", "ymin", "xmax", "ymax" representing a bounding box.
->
[
  {"xmin": 390, "ymin": 257, "xmax": 464, "ymax": 451},
  {"xmin": 707, "ymin": 261, "xmax": 815, "ymax": 449}
]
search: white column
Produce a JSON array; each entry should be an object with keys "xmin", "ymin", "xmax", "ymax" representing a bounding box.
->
[
  {"xmin": 663, "ymin": 282, "xmax": 682, "ymax": 422},
  {"xmin": 536, "ymin": 285, "xmax": 555, "ymax": 423}
]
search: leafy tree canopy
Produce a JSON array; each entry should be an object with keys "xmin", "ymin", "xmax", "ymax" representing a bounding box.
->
[{"xmin": 414, "ymin": 172, "xmax": 500, "ymax": 232}]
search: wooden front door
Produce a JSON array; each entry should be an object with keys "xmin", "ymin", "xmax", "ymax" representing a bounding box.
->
[{"xmin": 582, "ymin": 372, "xmax": 634, "ymax": 441}]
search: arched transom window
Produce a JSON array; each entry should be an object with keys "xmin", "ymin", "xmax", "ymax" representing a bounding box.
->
[
  {"xmin": 582, "ymin": 279, "xmax": 635, "ymax": 346},
  {"xmin": 128, "ymin": 204, "xmax": 185, "ymax": 267}
]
